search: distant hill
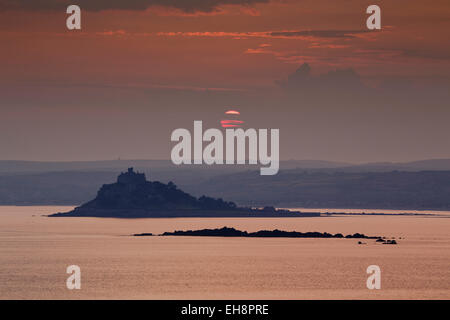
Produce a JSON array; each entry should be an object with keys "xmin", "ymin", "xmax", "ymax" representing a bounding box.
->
[
  {"xmin": 401, "ymin": 159, "xmax": 450, "ymax": 170},
  {"xmin": 0, "ymin": 171, "xmax": 116, "ymax": 205},
  {"xmin": 0, "ymin": 160, "xmax": 171, "ymax": 174},
  {"xmin": 1, "ymin": 159, "xmax": 450, "ymax": 209},
  {"xmin": 345, "ymin": 159, "xmax": 450, "ymax": 172},
  {"xmin": 1, "ymin": 159, "xmax": 450, "ymax": 175},
  {"xmin": 186, "ymin": 169, "xmax": 450, "ymax": 210},
  {"xmin": 277, "ymin": 160, "xmax": 350, "ymax": 169}
]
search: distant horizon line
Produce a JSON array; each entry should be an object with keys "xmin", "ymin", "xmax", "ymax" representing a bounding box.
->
[{"xmin": 0, "ymin": 158, "xmax": 450, "ymax": 165}]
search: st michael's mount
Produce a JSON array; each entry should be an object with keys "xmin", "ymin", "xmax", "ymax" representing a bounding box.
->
[{"xmin": 50, "ymin": 168, "xmax": 319, "ymax": 218}]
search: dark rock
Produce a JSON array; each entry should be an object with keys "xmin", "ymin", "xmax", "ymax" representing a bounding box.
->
[
  {"xmin": 141, "ymin": 227, "xmax": 382, "ymax": 239},
  {"xmin": 382, "ymin": 239, "xmax": 398, "ymax": 245}
]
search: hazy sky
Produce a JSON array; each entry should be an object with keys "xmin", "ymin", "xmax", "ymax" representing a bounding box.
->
[{"xmin": 1, "ymin": 0, "xmax": 449, "ymax": 162}]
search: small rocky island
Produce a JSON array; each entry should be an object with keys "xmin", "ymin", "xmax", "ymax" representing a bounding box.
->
[
  {"xmin": 50, "ymin": 168, "xmax": 320, "ymax": 218},
  {"xmin": 134, "ymin": 227, "xmax": 382, "ymax": 239},
  {"xmin": 134, "ymin": 227, "xmax": 381, "ymax": 239}
]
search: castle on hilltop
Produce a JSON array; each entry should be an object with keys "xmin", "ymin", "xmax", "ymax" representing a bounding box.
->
[
  {"xmin": 117, "ymin": 167, "xmax": 146, "ymax": 185},
  {"xmin": 50, "ymin": 167, "xmax": 319, "ymax": 218}
]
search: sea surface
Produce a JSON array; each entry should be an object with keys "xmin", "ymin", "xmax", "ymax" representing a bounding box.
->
[{"xmin": 0, "ymin": 206, "xmax": 449, "ymax": 299}]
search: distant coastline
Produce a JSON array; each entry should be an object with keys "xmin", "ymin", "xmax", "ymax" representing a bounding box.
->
[{"xmin": 1, "ymin": 160, "xmax": 449, "ymax": 211}]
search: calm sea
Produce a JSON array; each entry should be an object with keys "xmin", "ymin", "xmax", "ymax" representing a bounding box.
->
[{"xmin": 0, "ymin": 206, "xmax": 449, "ymax": 299}]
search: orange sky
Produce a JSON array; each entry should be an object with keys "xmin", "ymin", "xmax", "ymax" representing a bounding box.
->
[{"xmin": 1, "ymin": 0, "xmax": 449, "ymax": 91}]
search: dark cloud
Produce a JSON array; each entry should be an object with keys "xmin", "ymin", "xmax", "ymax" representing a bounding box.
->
[
  {"xmin": 276, "ymin": 63, "xmax": 366, "ymax": 92},
  {"xmin": 269, "ymin": 30, "xmax": 368, "ymax": 39},
  {"xmin": 0, "ymin": 0, "xmax": 269, "ymax": 13},
  {"xmin": 401, "ymin": 48, "xmax": 450, "ymax": 61}
]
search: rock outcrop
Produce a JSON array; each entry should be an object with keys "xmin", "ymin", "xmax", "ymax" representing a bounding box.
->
[{"xmin": 133, "ymin": 227, "xmax": 381, "ymax": 239}]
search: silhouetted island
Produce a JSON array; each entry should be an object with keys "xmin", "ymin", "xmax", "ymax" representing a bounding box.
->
[
  {"xmin": 50, "ymin": 168, "xmax": 320, "ymax": 218},
  {"xmin": 134, "ymin": 227, "xmax": 381, "ymax": 239},
  {"xmin": 376, "ymin": 238, "xmax": 398, "ymax": 244}
]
